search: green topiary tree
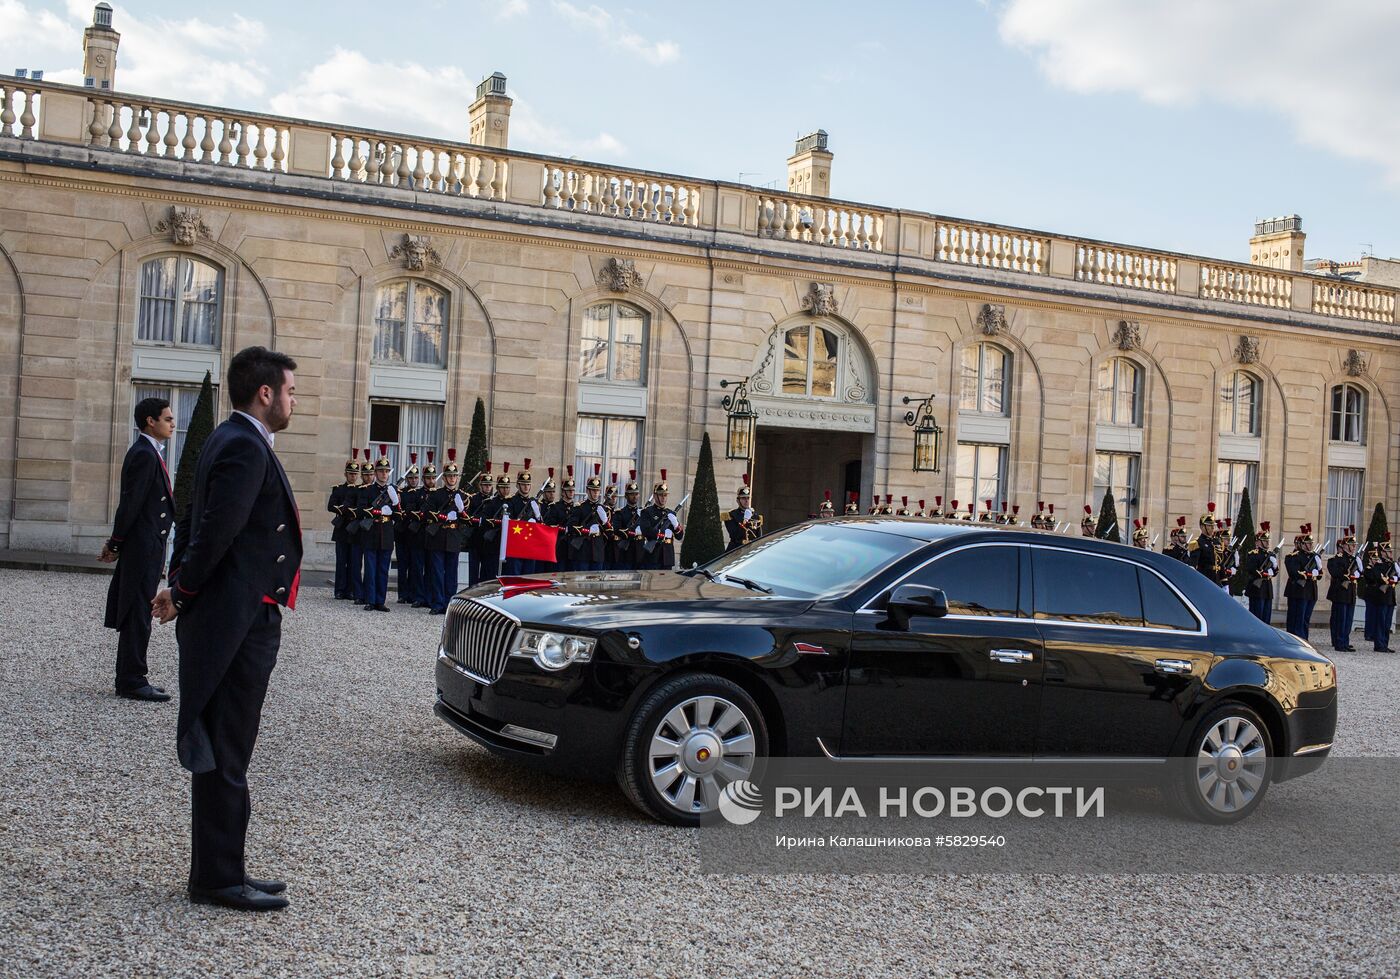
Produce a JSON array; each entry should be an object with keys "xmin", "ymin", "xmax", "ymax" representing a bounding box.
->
[
  {"xmin": 1366, "ymin": 502, "xmax": 1389, "ymax": 544},
  {"xmin": 464, "ymin": 396, "xmax": 489, "ymax": 482},
  {"xmin": 1228, "ymin": 485, "xmax": 1256, "ymax": 596},
  {"xmin": 173, "ymin": 370, "xmax": 215, "ymax": 519},
  {"xmin": 1095, "ymin": 490, "xmax": 1121, "ymax": 543},
  {"xmin": 680, "ymin": 431, "xmax": 725, "ymax": 568}
]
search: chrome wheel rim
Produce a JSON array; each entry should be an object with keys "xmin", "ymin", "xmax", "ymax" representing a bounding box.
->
[
  {"xmin": 648, "ymin": 695, "xmax": 757, "ymax": 815},
  {"xmin": 1195, "ymin": 715, "xmax": 1268, "ymax": 813}
]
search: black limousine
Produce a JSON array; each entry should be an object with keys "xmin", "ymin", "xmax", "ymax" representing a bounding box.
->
[{"xmin": 434, "ymin": 518, "xmax": 1337, "ymax": 825}]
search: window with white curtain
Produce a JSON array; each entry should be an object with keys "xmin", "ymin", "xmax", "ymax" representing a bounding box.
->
[
  {"xmin": 953, "ymin": 443, "xmax": 1006, "ymax": 512},
  {"xmin": 1097, "ymin": 358, "xmax": 1142, "ymax": 427},
  {"xmin": 1093, "ymin": 452, "xmax": 1140, "ymax": 533},
  {"xmin": 368, "ymin": 401, "xmax": 443, "ymax": 477},
  {"xmin": 575, "ymin": 416, "xmax": 641, "ymax": 489},
  {"xmin": 373, "ymin": 280, "xmax": 447, "ymax": 367},
  {"xmin": 959, "ymin": 344, "xmax": 1009, "ymax": 415},
  {"xmin": 1330, "ymin": 384, "xmax": 1366, "ymax": 444},
  {"xmin": 1216, "ymin": 460, "xmax": 1258, "ymax": 522},
  {"xmin": 137, "ymin": 256, "xmax": 222, "ymax": 347},
  {"xmin": 781, "ymin": 322, "xmax": 840, "ymax": 399},
  {"xmin": 1326, "ymin": 468, "xmax": 1364, "ymax": 548},
  {"xmin": 1219, "ymin": 371, "xmax": 1260, "ymax": 436},
  {"xmin": 580, "ymin": 301, "xmax": 647, "ymax": 385},
  {"xmin": 131, "ymin": 383, "xmax": 215, "ymax": 480}
]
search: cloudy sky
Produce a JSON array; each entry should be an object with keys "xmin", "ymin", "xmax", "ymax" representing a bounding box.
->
[{"xmin": 3, "ymin": 0, "xmax": 1396, "ymax": 263}]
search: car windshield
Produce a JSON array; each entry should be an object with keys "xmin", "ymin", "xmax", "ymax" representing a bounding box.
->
[{"xmin": 699, "ymin": 522, "xmax": 924, "ymax": 599}]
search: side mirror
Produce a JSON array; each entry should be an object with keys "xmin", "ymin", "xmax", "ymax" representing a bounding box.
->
[{"xmin": 885, "ymin": 584, "xmax": 948, "ymax": 631}]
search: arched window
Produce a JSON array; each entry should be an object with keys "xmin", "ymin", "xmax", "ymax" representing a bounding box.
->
[
  {"xmin": 580, "ymin": 301, "xmax": 646, "ymax": 385},
  {"xmin": 374, "ymin": 279, "xmax": 447, "ymax": 367},
  {"xmin": 1097, "ymin": 358, "xmax": 1142, "ymax": 427},
  {"xmin": 1330, "ymin": 383, "xmax": 1366, "ymax": 444},
  {"xmin": 781, "ymin": 323, "xmax": 840, "ymax": 398},
  {"xmin": 959, "ymin": 343, "xmax": 1009, "ymax": 415},
  {"xmin": 137, "ymin": 255, "xmax": 222, "ymax": 347},
  {"xmin": 1219, "ymin": 371, "xmax": 1260, "ymax": 435}
]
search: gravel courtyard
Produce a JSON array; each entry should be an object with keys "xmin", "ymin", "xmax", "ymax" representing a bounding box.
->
[{"xmin": 2, "ymin": 567, "xmax": 1397, "ymax": 978}]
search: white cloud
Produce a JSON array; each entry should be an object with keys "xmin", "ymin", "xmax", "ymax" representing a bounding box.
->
[
  {"xmin": 552, "ymin": 1, "xmax": 679, "ymax": 65},
  {"xmin": 496, "ymin": 0, "xmax": 529, "ymax": 20},
  {"xmin": 995, "ymin": 0, "xmax": 1400, "ymax": 184},
  {"xmin": 268, "ymin": 48, "xmax": 626, "ymax": 160}
]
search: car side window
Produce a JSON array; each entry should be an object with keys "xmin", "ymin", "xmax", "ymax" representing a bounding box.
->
[
  {"xmin": 1138, "ymin": 567, "xmax": 1200, "ymax": 632},
  {"xmin": 1030, "ymin": 547, "xmax": 1144, "ymax": 626},
  {"xmin": 895, "ymin": 545, "xmax": 1021, "ymax": 617}
]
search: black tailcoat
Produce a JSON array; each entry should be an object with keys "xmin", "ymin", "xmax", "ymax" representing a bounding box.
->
[
  {"xmin": 568, "ymin": 498, "xmax": 610, "ymax": 565},
  {"xmin": 104, "ymin": 437, "xmax": 174, "ymax": 628},
  {"xmin": 1327, "ymin": 553, "xmax": 1360, "ymax": 605},
  {"xmin": 168, "ymin": 414, "xmax": 302, "ymax": 774}
]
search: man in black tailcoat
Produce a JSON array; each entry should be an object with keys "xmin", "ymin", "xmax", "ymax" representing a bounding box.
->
[
  {"xmin": 611, "ymin": 471, "xmax": 644, "ymax": 572},
  {"xmin": 568, "ymin": 466, "xmax": 609, "ymax": 572},
  {"xmin": 100, "ymin": 396, "xmax": 176, "ymax": 702},
  {"xmin": 152, "ymin": 346, "xmax": 301, "ymax": 912}
]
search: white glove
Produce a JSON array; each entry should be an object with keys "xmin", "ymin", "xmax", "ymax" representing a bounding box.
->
[
  {"xmin": 447, "ymin": 510, "xmax": 458, "ymax": 521},
  {"xmin": 667, "ymin": 513, "xmax": 679, "ymax": 529},
  {"xmin": 664, "ymin": 529, "xmax": 673, "ymax": 540},
  {"xmin": 379, "ymin": 505, "xmax": 391, "ymax": 516},
  {"xmin": 597, "ymin": 505, "xmax": 608, "ymax": 524}
]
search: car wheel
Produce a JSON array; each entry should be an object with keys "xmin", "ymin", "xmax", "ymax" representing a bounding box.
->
[
  {"xmin": 1171, "ymin": 702, "xmax": 1273, "ymax": 824},
  {"xmin": 617, "ymin": 672, "xmax": 769, "ymax": 826}
]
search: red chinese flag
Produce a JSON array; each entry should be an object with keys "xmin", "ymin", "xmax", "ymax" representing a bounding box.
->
[{"xmin": 500, "ymin": 517, "xmax": 559, "ymax": 563}]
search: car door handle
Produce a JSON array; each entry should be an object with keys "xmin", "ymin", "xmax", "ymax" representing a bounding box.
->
[
  {"xmin": 1154, "ymin": 658, "xmax": 1194, "ymax": 675},
  {"xmin": 989, "ymin": 648, "xmax": 1035, "ymax": 664}
]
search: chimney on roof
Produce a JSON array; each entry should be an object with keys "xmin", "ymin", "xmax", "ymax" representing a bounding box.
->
[
  {"xmin": 82, "ymin": 3, "xmax": 119, "ymax": 91},
  {"xmin": 469, "ymin": 72, "xmax": 512, "ymax": 149},
  {"xmin": 1249, "ymin": 214, "xmax": 1305, "ymax": 272},
  {"xmin": 787, "ymin": 130, "xmax": 832, "ymax": 198}
]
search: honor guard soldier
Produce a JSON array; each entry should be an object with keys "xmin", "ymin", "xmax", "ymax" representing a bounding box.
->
[
  {"xmin": 1028, "ymin": 501, "xmax": 1046, "ymax": 530},
  {"xmin": 930, "ymin": 496, "xmax": 944, "ymax": 519},
  {"xmin": 414, "ymin": 452, "xmax": 438, "ymax": 605},
  {"xmin": 725, "ymin": 475, "xmax": 763, "ymax": 550},
  {"xmin": 568, "ymin": 465, "xmax": 609, "ymax": 571},
  {"xmin": 360, "ymin": 445, "xmax": 400, "ymax": 612},
  {"xmin": 844, "ymin": 493, "xmax": 860, "ymax": 516},
  {"xmin": 913, "ymin": 499, "xmax": 926, "ymax": 519},
  {"xmin": 880, "ymin": 494, "xmax": 894, "ymax": 516},
  {"xmin": 1191, "ymin": 503, "xmax": 1232, "ymax": 588},
  {"xmin": 639, "ymin": 469, "xmax": 684, "ymax": 570},
  {"xmin": 819, "ymin": 491, "xmax": 836, "ymax": 518},
  {"xmin": 1131, "ymin": 519, "xmax": 1150, "ymax": 549},
  {"xmin": 349, "ymin": 447, "xmax": 376, "ymax": 605},
  {"xmin": 1362, "ymin": 535, "xmax": 1397, "ymax": 652},
  {"xmin": 1081, "ymin": 505, "xmax": 1096, "ymax": 537},
  {"xmin": 503, "ymin": 459, "xmax": 543, "ymax": 575},
  {"xmin": 603, "ymin": 473, "xmax": 624, "ymax": 569},
  {"xmin": 328, "ymin": 448, "xmax": 359, "ymax": 600},
  {"xmin": 1240, "ymin": 522, "xmax": 1277, "ymax": 623},
  {"xmin": 395, "ymin": 453, "xmax": 425, "ymax": 606},
  {"xmin": 475, "ymin": 462, "xmax": 509, "ymax": 584},
  {"xmin": 1164, "ymin": 517, "xmax": 1191, "ymax": 562},
  {"xmin": 611, "ymin": 471, "xmax": 645, "ymax": 570},
  {"xmin": 1327, "ymin": 526, "xmax": 1361, "ymax": 651},
  {"xmin": 425, "ymin": 450, "xmax": 467, "ymax": 613},
  {"xmin": 1284, "ymin": 524, "xmax": 1322, "ymax": 640},
  {"xmin": 551, "ymin": 466, "xmax": 577, "ymax": 571},
  {"xmin": 535, "ymin": 468, "xmax": 562, "ymax": 573},
  {"xmin": 464, "ymin": 462, "xmax": 495, "ymax": 586},
  {"xmin": 867, "ymin": 494, "xmax": 880, "ymax": 515},
  {"xmin": 894, "ymin": 496, "xmax": 912, "ymax": 517}
]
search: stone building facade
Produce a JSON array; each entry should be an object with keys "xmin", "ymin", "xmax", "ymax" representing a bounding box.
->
[{"xmin": 1, "ymin": 10, "xmax": 1398, "ymax": 581}]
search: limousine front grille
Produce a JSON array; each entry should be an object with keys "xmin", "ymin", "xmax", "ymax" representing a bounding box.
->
[{"xmin": 441, "ymin": 598, "xmax": 518, "ymax": 684}]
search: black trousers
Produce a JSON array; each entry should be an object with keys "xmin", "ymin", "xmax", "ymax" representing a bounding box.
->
[
  {"xmin": 189, "ymin": 603, "xmax": 280, "ymax": 891},
  {"xmin": 115, "ymin": 606, "xmax": 153, "ymax": 693}
]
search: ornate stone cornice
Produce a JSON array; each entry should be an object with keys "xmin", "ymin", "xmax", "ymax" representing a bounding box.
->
[
  {"xmin": 154, "ymin": 206, "xmax": 211, "ymax": 246},
  {"xmin": 389, "ymin": 233, "xmax": 441, "ymax": 271}
]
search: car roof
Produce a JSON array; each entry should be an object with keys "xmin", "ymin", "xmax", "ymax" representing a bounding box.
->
[{"xmin": 826, "ymin": 515, "xmax": 1089, "ymax": 544}]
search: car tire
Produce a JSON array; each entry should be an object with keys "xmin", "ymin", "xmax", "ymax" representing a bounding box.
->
[
  {"xmin": 1171, "ymin": 702, "xmax": 1273, "ymax": 824},
  {"xmin": 617, "ymin": 672, "xmax": 769, "ymax": 826}
]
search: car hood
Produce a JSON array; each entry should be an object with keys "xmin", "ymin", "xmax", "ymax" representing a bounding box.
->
[{"xmin": 458, "ymin": 570, "xmax": 816, "ymax": 630}]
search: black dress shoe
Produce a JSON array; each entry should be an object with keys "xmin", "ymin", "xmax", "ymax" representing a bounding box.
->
[
  {"xmin": 362, "ymin": 604, "xmax": 375, "ymax": 611},
  {"xmin": 429, "ymin": 608, "xmax": 446, "ymax": 615},
  {"xmin": 1344, "ymin": 645, "xmax": 1357, "ymax": 652},
  {"xmin": 374, "ymin": 604, "xmax": 390, "ymax": 612},
  {"xmin": 246, "ymin": 876, "xmax": 286, "ymax": 895},
  {"xmin": 189, "ymin": 883, "xmax": 288, "ymax": 911},
  {"xmin": 413, "ymin": 601, "xmax": 429, "ymax": 609},
  {"xmin": 396, "ymin": 597, "xmax": 410, "ymax": 604},
  {"xmin": 118, "ymin": 685, "xmax": 171, "ymax": 702}
]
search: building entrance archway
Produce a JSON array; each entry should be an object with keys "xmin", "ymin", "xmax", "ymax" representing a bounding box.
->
[{"xmin": 754, "ymin": 427, "xmax": 870, "ymax": 531}]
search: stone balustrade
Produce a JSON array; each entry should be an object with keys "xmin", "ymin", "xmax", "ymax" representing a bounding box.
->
[
  {"xmin": 1199, "ymin": 261, "xmax": 1293, "ymax": 309},
  {"xmin": 2, "ymin": 77, "xmax": 1397, "ymax": 326}
]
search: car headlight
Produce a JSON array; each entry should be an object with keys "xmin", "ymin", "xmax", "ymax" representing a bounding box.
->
[{"xmin": 510, "ymin": 629, "xmax": 596, "ymax": 671}]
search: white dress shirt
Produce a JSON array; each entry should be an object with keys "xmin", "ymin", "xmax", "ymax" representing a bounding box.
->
[{"xmin": 233, "ymin": 410, "xmax": 275, "ymax": 448}]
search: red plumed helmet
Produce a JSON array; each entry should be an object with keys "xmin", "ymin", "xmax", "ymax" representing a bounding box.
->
[
  {"xmin": 1084, "ymin": 505, "xmax": 1092, "ymax": 516},
  {"xmin": 485, "ymin": 460, "xmax": 491, "ymax": 473},
  {"xmin": 1001, "ymin": 501, "xmax": 1008, "ymax": 513},
  {"xmin": 352, "ymin": 448, "xmax": 360, "ymax": 459},
  {"xmin": 524, "ymin": 458, "xmax": 531, "ymax": 470},
  {"xmin": 918, "ymin": 499, "xmax": 925, "ymax": 509},
  {"xmin": 885, "ymin": 494, "xmax": 893, "ymax": 504},
  {"xmin": 1048, "ymin": 504, "xmax": 1055, "ymax": 514},
  {"xmin": 1260, "ymin": 521, "xmax": 1270, "ymax": 532},
  {"xmin": 985, "ymin": 499, "xmax": 993, "ymax": 510},
  {"xmin": 610, "ymin": 472, "xmax": 617, "ymax": 483},
  {"xmin": 447, "ymin": 448, "xmax": 456, "ymax": 462},
  {"xmin": 410, "ymin": 452, "xmax": 417, "ymax": 463},
  {"xmin": 743, "ymin": 472, "xmax": 751, "ymax": 486},
  {"xmin": 935, "ymin": 496, "xmax": 942, "ymax": 506},
  {"xmin": 363, "ymin": 446, "xmax": 370, "ymax": 458},
  {"xmin": 426, "ymin": 450, "xmax": 434, "ymax": 463},
  {"xmin": 1224, "ymin": 517, "xmax": 1233, "ymax": 527},
  {"xmin": 849, "ymin": 492, "xmax": 858, "ymax": 502},
  {"xmin": 967, "ymin": 502, "xmax": 974, "ymax": 513},
  {"xmin": 548, "ymin": 466, "xmax": 555, "ymax": 477},
  {"xmin": 901, "ymin": 496, "xmax": 908, "ymax": 506},
  {"xmin": 503, "ymin": 461, "xmax": 511, "ymax": 474},
  {"xmin": 1037, "ymin": 500, "xmax": 1045, "ymax": 512},
  {"xmin": 566, "ymin": 465, "xmax": 573, "ymax": 477},
  {"xmin": 593, "ymin": 463, "xmax": 601, "ymax": 475},
  {"xmin": 630, "ymin": 469, "xmax": 636, "ymax": 480},
  {"xmin": 1207, "ymin": 501, "xmax": 1217, "ymax": 513},
  {"xmin": 950, "ymin": 499, "xmax": 959, "ymax": 510},
  {"xmin": 660, "ymin": 468, "xmax": 668, "ymax": 481},
  {"xmin": 1177, "ymin": 516, "xmax": 1187, "ymax": 528},
  {"xmin": 1012, "ymin": 504, "xmax": 1020, "ymax": 514},
  {"xmin": 825, "ymin": 490, "xmax": 832, "ymax": 501}
]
